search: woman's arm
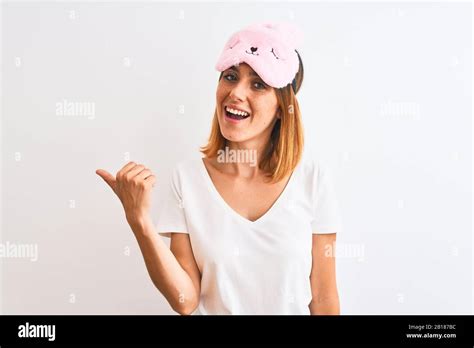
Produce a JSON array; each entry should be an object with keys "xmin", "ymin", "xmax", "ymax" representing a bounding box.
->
[
  {"xmin": 96, "ymin": 162, "xmax": 201, "ymax": 315},
  {"xmin": 309, "ymin": 233, "xmax": 340, "ymax": 315},
  {"xmin": 130, "ymin": 217, "xmax": 201, "ymax": 315}
]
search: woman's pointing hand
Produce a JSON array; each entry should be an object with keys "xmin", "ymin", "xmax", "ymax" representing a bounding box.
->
[{"xmin": 96, "ymin": 161, "xmax": 156, "ymax": 227}]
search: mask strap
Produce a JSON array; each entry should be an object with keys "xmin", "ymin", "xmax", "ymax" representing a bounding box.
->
[{"xmin": 291, "ymin": 78, "xmax": 297, "ymax": 94}]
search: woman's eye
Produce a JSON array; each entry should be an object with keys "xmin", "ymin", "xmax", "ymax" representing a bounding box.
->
[
  {"xmin": 224, "ymin": 74, "xmax": 236, "ymax": 81},
  {"xmin": 253, "ymin": 81, "xmax": 266, "ymax": 89},
  {"xmin": 222, "ymin": 74, "xmax": 265, "ymax": 90}
]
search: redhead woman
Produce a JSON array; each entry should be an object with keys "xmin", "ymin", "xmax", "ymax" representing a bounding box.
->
[{"xmin": 96, "ymin": 22, "xmax": 343, "ymax": 315}]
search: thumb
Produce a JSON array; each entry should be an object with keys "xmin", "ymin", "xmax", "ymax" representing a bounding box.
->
[{"xmin": 96, "ymin": 169, "xmax": 116, "ymax": 192}]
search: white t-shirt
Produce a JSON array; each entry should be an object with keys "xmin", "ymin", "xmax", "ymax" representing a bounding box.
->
[{"xmin": 155, "ymin": 153, "xmax": 343, "ymax": 315}]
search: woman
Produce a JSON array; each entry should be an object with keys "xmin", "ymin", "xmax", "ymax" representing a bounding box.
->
[{"xmin": 96, "ymin": 22, "xmax": 343, "ymax": 315}]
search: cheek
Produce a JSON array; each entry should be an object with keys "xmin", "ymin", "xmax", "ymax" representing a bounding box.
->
[
  {"xmin": 252, "ymin": 99, "xmax": 279, "ymax": 121},
  {"xmin": 216, "ymin": 81, "xmax": 229, "ymax": 101},
  {"xmin": 215, "ymin": 90, "xmax": 222, "ymax": 107},
  {"xmin": 216, "ymin": 88, "xmax": 223, "ymax": 103}
]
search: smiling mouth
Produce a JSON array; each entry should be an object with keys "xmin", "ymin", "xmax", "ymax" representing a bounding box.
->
[{"xmin": 224, "ymin": 105, "xmax": 251, "ymax": 120}]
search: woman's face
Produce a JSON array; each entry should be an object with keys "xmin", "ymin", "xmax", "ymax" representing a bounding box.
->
[{"xmin": 216, "ymin": 63, "xmax": 281, "ymax": 144}]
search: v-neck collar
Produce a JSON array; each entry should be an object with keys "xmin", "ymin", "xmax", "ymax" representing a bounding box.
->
[{"xmin": 197, "ymin": 156, "xmax": 301, "ymax": 225}]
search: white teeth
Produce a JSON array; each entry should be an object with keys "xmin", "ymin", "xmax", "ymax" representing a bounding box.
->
[{"xmin": 226, "ymin": 106, "xmax": 249, "ymax": 117}]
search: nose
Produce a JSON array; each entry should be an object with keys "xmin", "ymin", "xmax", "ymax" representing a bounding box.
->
[{"xmin": 228, "ymin": 79, "xmax": 248, "ymax": 101}]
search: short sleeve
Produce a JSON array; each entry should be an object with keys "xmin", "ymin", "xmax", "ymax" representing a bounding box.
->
[
  {"xmin": 156, "ymin": 166, "xmax": 189, "ymax": 238},
  {"xmin": 311, "ymin": 162, "xmax": 343, "ymax": 234}
]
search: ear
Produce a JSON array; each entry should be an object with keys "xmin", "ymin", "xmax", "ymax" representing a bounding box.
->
[{"xmin": 276, "ymin": 107, "xmax": 282, "ymax": 119}]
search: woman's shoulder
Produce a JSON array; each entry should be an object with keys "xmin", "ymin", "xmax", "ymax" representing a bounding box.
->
[
  {"xmin": 170, "ymin": 153, "xmax": 202, "ymax": 170},
  {"xmin": 170, "ymin": 155, "xmax": 206, "ymax": 182},
  {"xmin": 296, "ymin": 152, "xmax": 336, "ymax": 189},
  {"xmin": 297, "ymin": 152, "xmax": 324, "ymax": 177}
]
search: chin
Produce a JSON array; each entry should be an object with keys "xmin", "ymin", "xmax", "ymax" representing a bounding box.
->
[{"xmin": 221, "ymin": 132, "xmax": 241, "ymax": 143}]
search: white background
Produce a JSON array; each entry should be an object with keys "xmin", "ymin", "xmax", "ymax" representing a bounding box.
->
[{"xmin": 1, "ymin": 1, "xmax": 472, "ymax": 314}]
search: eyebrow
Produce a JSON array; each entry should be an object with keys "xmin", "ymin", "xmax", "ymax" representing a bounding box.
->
[{"xmin": 228, "ymin": 65, "xmax": 259, "ymax": 77}]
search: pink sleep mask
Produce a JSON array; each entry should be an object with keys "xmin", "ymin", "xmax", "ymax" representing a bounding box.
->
[{"xmin": 215, "ymin": 22, "xmax": 304, "ymax": 89}]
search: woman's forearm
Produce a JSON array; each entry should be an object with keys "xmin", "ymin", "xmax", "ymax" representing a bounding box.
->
[
  {"xmin": 128, "ymin": 216, "xmax": 198, "ymax": 315},
  {"xmin": 309, "ymin": 295, "xmax": 340, "ymax": 315}
]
